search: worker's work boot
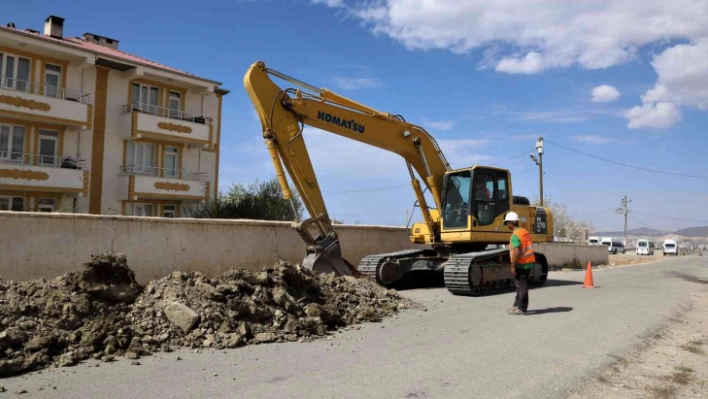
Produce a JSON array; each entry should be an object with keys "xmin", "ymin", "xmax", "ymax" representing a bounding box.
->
[{"xmin": 508, "ymin": 308, "xmax": 526, "ymax": 316}]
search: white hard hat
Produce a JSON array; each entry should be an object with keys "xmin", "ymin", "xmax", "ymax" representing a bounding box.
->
[{"xmin": 504, "ymin": 212, "xmax": 520, "ymax": 223}]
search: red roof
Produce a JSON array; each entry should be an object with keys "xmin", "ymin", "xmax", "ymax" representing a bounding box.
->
[{"xmin": 0, "ymin": 25, "xmax": 221, "ymax": 85}]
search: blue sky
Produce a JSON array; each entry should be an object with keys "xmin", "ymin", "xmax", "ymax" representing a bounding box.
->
[{"xmin": 6, "ymin": 0, "xmax": 708, "ymax": 231}]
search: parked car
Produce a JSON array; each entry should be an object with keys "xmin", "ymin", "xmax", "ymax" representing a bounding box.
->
[
  {"xmin": 602, "ymin": 238, "xmax": 626, "ymax": 254},
  {"xmin": 636, "ymin": 239, "xmax": 655, "ymax": 255},
  {"xmin": 663, "ymin": 240, "xmax": 679, "ymax": 256},
  {"xmin": 588, "ymin": 236, "xmax": 600, "ymax": 245}
]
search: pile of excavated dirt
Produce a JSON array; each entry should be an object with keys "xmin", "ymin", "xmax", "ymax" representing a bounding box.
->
[{"xmin": 0, "ymin": 253, "xmax": 415, "ymax": 377}]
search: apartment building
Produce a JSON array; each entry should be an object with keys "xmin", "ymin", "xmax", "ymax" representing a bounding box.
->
[{"xmin": 0, "ymin": 16, "xmax": 227, "ymax": 217}]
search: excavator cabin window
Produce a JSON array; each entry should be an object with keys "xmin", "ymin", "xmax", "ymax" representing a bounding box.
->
[
  {"xmin": 442, "ymin": 170, "xmax": 471, "ymax": 229},
  {"xmin": 472, "ymin": 169, "xmax": 511, "ymax": 227}
]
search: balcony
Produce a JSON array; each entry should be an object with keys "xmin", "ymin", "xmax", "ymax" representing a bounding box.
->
[
  {"xmin": 0, "ymin": 152, "xmax": 89, "ymax": 195},
  {"xmin": 119, "ymin": 165, "xmax": 209, "ymax": 201},
  {"xmin": 122, "ymin": 103, "xmax": 212, "ymax": 147},
  {"xmin": 0, "ymin": 77, "xmax": 92, "ymax": 129}
]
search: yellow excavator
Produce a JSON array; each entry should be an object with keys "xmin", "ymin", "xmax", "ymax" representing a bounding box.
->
[{"xmin": 244, "ymin": 61, "xmax": 554, "ymax": 296}]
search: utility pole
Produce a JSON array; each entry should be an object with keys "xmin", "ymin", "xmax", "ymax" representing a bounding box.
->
[
  {"xmin": 529, "ymin": 136, "xmax": 544, "ymax": 206},
  {"xmin": 616, "ymin": 195, "xmax": 631, "ymax": 246}
]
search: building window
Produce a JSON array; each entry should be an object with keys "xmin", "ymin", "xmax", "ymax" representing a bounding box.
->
[
  {"xmin": 0, "ymin": 124, "xmax": 26, "ymax": 162},
  {"xmin": 44, "ymin": 64, "xmax": 62, "ymax": 98},
  {"xmin": 168, "ymin": 91, "xmax": 181, "ymax": 119},
  {"xmin": 162, "ymin": 204, "xmax": 177, "ymax": 218},
  {"xmin": 125, "ymin": 142, "xmax": 155, "ymax": 175},
  {"xmin": 131, "ymin": 83, "xmax": 159, "ymax": 114},
  {"xmin": 126, "ymin": 203, "xmax": 154, "ymax": 217},
  {"xmin": 37, "ymin": 198, "xmax": 56, "ymax": 212},
  {"xmin": 0, "ymin": 196, "xmax": 25, "ymax": 211},
  {"xmin": 163, "ymin": 146, "xmax": 179, "ymax": 178},
  {"xmin": 38, "ymin": 129, "xmax": 59, "ymax": 166},
  {"xmin": 0, "ymin": 52, "xmax": 31, "ymax": 92}
]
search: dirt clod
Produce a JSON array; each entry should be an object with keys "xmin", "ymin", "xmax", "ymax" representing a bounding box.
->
[{"xmin": 0, "ymin": 253, "xmax": 415, "ymax": 377}]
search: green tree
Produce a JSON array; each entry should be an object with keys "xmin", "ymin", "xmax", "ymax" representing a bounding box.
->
[
  {"xmin": 188, "ymin": 176, "xmax": 304, "ymax": 221},
  {"xmin": 532, "ymin": 195, "xmax": 592, "ymax": 243}
]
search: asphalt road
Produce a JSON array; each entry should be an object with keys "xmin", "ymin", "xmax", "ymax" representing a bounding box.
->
[{"xmin": 4, "ymin": 256, "xmax": 708, "ymax": 399}]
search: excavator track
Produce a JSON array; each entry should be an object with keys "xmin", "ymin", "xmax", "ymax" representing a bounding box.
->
[
  {"xmin": 444, "ymin": 248, "xmax": 547, "ymax": 296},
  {"xmin": 357, "ymin": 249, "xmax": 434, "ymax": 283}
]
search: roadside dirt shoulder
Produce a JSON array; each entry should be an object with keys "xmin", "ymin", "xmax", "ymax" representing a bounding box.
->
[{"xmin": 568, "ymin": 289, "xmax": 708, "ymax": 399}]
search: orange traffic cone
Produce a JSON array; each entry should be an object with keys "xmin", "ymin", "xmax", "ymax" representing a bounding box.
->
[{"xmin": 582, "ymin": 262, "xmax": 595, "ymax": 289}]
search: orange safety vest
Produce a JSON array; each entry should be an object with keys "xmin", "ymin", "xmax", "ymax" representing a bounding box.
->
[{"xmin": 511, "ymin": 228, "xmax": 536, "ymax": 264}]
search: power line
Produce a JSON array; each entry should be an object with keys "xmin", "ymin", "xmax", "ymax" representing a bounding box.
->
[
  {"xmin": 323, "ymin": 184, "xmax": 409, "ymax": 194},
  {"xmin": 631, "ymin": 211, "xmax": 708, "ymax": 224},
  {"xmin": 545, "ymin": 139, "xmax": 708, "ymax": 179},
  {"xmin": 574, "ymin": 209, "xmax": 613, "ymax": 217},
  {"xmin": 335, "ymin": 211, "xmax": 404, "ymax": 217},
  {"xmin": 630, "ymin": 213, "xmax": 658, "ymax": 230},
  {"xmin": 488, "ymin": 148, "xmax": 536, "ymax": 166}
]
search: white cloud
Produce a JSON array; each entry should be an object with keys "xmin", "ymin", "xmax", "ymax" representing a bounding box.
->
[
  {"xmin": 314, "ymin": 0, "xmax": 708, "ymax": 74},
  {"xmin": 642, "ymin": 39, "xmax": 708, "ymax": 109},
  {"xmin": 510, "ymin": 134, "xmax": 542, "ymax": 142},
  {"xmin": 300, "ymin": 128, "xmax": 491, "ymax": 181},
  {"xmin": 573, "ymin": 135, "xmax": 614, "ymax": 145},
  {"xmin": 332, "ymin": 76, "xmax": 382, "ymax": 90},
  {"xmin": 437, "ymin": 139, "xmax": 492, "ymax": 166},
  {"xmin": 423, "ymin": 119, "xmax": 456, "ymax": 131},
  {"xmin": 513, "ymin": 111, "xmax": 590, "ymax": 123},
  {"xmin": 591, "ymin": 85, "xmax": 621, "ymax": 103},
  {"xmin": 495, "ymin": 52, "xmax": 544, "ymax": 75},
  {"xmin": 624, "ymin": 39, "xmax": 708, "ymax": 129},
  {"xmin": 314, "ymin": 0, "xmax": 708, "ymax": 129},
  {"xmin": 625, "ymin": 102, "xmax": 681, "ymax": 129},
  {"xmin": 312, "ymin": 0, "xmax": 344, "ymax": 6}
]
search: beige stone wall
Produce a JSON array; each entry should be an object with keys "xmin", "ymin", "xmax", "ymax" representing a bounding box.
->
[
  {"xmin": 534, "ymin": 243, "xmax": 609, "ymax": 267},
  {"xmin": 0, "ymin": 212, "xmax": 609, "ymax": 284},
  {"xmin": 0, "ymin": 212, "xmax": 420, "ymax": 284}
]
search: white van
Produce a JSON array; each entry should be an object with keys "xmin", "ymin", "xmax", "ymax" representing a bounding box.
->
[
  {"xmin": 588, "ymin": 236, "xmax": 600, "ymax": 245},
  {"xmin": 636, "ymin": 239, "xmax": 655, "ymax": 255},
  {"xmin": 602, "ymin": 237, "xmax": 626, "ymax": 254},
  {"xmin": 663, "ymin": 240, "xmax": 678, "ymax": 256}
]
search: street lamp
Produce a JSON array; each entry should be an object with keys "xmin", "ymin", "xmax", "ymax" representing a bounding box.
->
[{"xmin": 529, "ymin": 136, "xmax": 544, "ymax": 206}]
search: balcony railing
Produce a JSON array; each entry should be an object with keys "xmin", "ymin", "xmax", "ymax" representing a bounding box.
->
[
  {"xmin": 121, "ymin": 103, "xmax": 212, "ymax": 125},
  {"xmin": 0, "ymin": 76, "xmax": 92, "ymax": 104},
  {"xmin": 119, "ymin": 165, "xmax": 208, "ymax": 182},
  {"xmin": 0, "ymin": 152, "xmax": 87, "ymax": 169}
]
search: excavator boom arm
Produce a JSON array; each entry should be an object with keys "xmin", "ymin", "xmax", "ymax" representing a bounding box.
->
[{"xmin": 244, "ymin": 61, "xmax": 450, "ymax": 275}]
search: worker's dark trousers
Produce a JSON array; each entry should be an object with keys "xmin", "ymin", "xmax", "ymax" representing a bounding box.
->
[{"xmin": 513, "ymin": 268, "xmax": 531, "ymax": 312}]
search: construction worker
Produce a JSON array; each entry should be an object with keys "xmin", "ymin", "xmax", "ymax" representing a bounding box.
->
[{"xmin": 504, "ymin": 212, "xmax": 535, "ymax": 315}]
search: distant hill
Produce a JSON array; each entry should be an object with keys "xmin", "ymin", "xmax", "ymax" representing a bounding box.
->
[
  {"xmin": 591, "ymin": 227, "xmax": 663, "ymax": 237},
  {"xmin": 591, "ymin": 225, "xmax": 708, "ymax": 239},
  {"xmin": 675, "ymin": 226, "xmax": 708, "ymax": 237}
]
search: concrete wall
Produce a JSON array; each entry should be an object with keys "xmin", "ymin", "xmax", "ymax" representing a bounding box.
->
[
  {"xmin": 534, "ymin": 243, "xmax": 608, "ymax": 268},
  {"xmin": 0, "ymin": 211, "xmax": 421, "ymax": 284},
  {"xmin": 0, "ymin": 212, "xmax": 610, "ymax": 285}
]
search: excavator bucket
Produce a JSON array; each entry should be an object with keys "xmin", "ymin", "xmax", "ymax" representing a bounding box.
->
[{"xmin": 302, "ymin": 231, "xmax": 359, "ymax": 277}]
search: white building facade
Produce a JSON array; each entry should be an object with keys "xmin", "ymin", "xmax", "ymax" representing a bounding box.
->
[{"xmin": 0, "ymin": 16, "xmax": 227, "ymax": 217}]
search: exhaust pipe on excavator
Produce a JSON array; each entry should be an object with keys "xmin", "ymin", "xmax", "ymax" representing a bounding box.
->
[{"xmin": 302, "ymin": 231, "xmax": 360, "ymax": 277}]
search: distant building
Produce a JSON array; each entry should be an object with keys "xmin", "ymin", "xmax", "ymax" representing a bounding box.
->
[{"xmin": 0, "ymin": 16, "xmax": 228, "ymax": 216}]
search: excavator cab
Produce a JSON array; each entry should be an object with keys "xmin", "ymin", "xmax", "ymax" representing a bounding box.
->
[{"xmin": 440, "ymin": 166, "xmax": 513, "ymax": 242}]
